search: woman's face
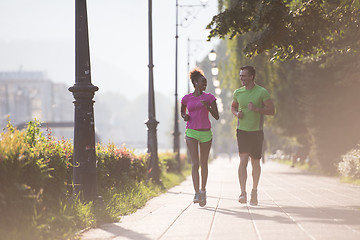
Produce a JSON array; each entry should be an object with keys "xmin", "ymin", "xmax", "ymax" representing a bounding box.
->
[{"xmin": 196, "ymin": 76, "xmax": 207, "ymax": 91}]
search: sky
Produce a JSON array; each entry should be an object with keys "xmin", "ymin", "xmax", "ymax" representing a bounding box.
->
[{"xmin": 0, "ymin": 0, "xmax": 220, "ymax": 101}]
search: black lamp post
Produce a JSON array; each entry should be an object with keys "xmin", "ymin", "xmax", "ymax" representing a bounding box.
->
[
  {"xmin": 174, "ymin": 0, "xmax": 180, "ymax": 171},
  {"xmin": 174, "ymin": 0, "xmax": 208, "ymax": 172},
  {"xmin": 145, "ymin": 0, "xmax": 160, "ymax": 182},
  {"xmin": 208, "ymin": 49, "xmax": 221, "ymax": 158},
  {"xmin": 187, "ymin": 37, "xmax": 206, "ymax": 93},
  {"xmin": 69, "ymin": 0, "xmax": 98, "ymax": 201}
]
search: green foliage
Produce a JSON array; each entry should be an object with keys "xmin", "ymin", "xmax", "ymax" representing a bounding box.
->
[
  {"xmin": 96, "ymin": 143, "xmax": 148, "ymax": 192},
  {"xmin": 340, "ymin": 177, "xmax": 360, "ymax": 185},
  {"xmin": 158, "ymin": 152, "xmax": 189, "ymax": 173},
  {"xmin": 216, "ymin": 30, "xmax": 360, "ymax": 174},
  {"xmin": 208, "ymin": 0, "xmax": 360, "ymax": 60},
  {"xmin": 0, "ymin": 120, "xmax": 190, "ymax": 239},
  {"xmin": 158, "ymin": 152, "xmax": 177, "ymax": 172},
  {"xmin": 25, "ymin": 120, "xmax": 42, "ymax": 147},
  {"xmin": 338, "ymin": 146, "xmax": 360, "ymax": 179},
  {"xmin": 101, "ymin": 181, "xmax": 158, "ymax": 222},
  {"xmin": 160, "ymin": 170, "xmax": 190, "ymax": 190},
  {"xmin": 273, "ymin": 157, "xmax": 318, "ymax": 173},
  {"xmin": 302, "ymin": 53, "xmax": 360, "ymax": 174},
  {"xmin": 0, "ymin": 121, "xmax": 75, "ymax": 240}
]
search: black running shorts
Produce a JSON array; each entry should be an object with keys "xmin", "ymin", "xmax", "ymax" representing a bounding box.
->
[{"xmin": 236, "ymin": 129, "xmax": 264, "ymax": 159}]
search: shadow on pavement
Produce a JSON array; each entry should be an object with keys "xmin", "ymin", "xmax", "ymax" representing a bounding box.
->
[
  {"xmin": 200, "ymin": 206, "xmax": 292, "ymax": 224},
  {"xmin": 84, "ymin": 223, "xmax": 153, "ymax": 240},
  {"xmin": 199, "ymin": 204, "xmax": 360, "ymax": 226}
]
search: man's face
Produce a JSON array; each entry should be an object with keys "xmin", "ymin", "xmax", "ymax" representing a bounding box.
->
[{"xmin": 239, "ymin": 69, "xmax": 253, "ymax": 87}]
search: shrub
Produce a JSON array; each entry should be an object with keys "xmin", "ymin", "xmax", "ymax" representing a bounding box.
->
[
  {"xmin": 96, "ymin": 143, "xmax": 148, "ymax": 192},
  {"xmin": 338, "ymin": 146, "xmax": 360, "ymax": 179},
  {"xmin": 158, "ymin": 152, "xmax": 178, "ymax": 172},
  {"xmin": 158, "ymin": 152, "xmax": 189, "ymax": 173},
  {"xmin": 0, "ymin": 120, "xmax": 74, "ymax": 239},
  {"xmin": 0, "ymin": 120, "xmax": 189, "ymax": 239}
]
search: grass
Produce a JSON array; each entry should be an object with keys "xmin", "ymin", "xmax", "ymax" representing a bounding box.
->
[
  {"xmin": 273, "ymin": 158, "xmax": 360, "ymax": 185},
  {"xmin": 272, "ymin": 158, "xmax": 293, "ymax": 166},
  {"xmin": 339, "ymin": 177, "xmax": 360, "ymax": 185},
  {"xmin": 273, "ymin": 158, "xmax": 317, "ymax": 172},
  {"xmin": 161, "ymin": 168, "xmax": 191, "ymax": 190},
  {"xmin": 98, "ymin": 181, "xmax": 159, "ymax": 223}
]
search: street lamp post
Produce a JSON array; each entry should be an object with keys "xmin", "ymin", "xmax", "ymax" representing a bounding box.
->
[
  {"xmin": 174, "ymin": 0, "xmax": 180, "ymax": 171},
  {"xmin": 187, "ymin": 37, "xmax": 205, "ymax": 93},
  {"xmin": 145, "ymin": 0, "xmax": 160, "ymax": 182},
  {"xmin": 69, "ymin": 0, "xmax": 98, "ymax": 201},
  {"xmin": 208, "ymin": 49, "xmax": 222, "ymax": 158},
  {"xmin": 208, "ymin": 49, "xmax": 216, "ymax": 62},
  {"xmin": 174, "ymin": 0, "xmax": 208, "ymax": 172},
  {"xmin": 187, "ymin": 37, "xmax": 191, "ymax": 93}
]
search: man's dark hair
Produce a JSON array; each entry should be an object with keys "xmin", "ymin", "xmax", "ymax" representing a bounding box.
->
[{"xmin": 240, "ymin": 65, "xmax": 256, "ymax": 80}]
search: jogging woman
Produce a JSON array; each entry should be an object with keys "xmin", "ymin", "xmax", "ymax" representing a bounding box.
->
[{"xmin": 180, "ymin": 68, "xmax": 219, "ymax": 207}]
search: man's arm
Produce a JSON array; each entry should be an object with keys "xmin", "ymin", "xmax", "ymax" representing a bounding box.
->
[
  {"xmin": 231, "ymin": 100, "xmax": 243, "ymax": 119},
  {"xmin": 248, "ymin": 99, "xmax": 275, "ymax": 115}
]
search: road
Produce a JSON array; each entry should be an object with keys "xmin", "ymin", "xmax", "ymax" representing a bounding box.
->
[{"xmin": 80, "ymin": 156, "xmax": 360, "ymax": 240}]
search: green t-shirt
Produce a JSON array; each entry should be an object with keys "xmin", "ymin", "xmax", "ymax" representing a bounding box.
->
[{"xmin": 233, "ymin": 84, "xmax": 270, "ymax": 131}]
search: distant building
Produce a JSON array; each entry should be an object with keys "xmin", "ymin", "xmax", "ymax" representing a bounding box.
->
[{"xmin": 0, "ymin": 70, "xmax": 73, "ymax": 139}]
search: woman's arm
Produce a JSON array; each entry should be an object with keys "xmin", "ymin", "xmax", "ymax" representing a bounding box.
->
[
  {"xmin": 210, "ymin": 100, "xmax": 219, "ymax": 120},
  {"xmin": 202, "ymin": 100, "xmax": 219, "ymax": 120},
  {"xmin": 180, "ymin": 104, "xmax": 190, "ymax": 121}
]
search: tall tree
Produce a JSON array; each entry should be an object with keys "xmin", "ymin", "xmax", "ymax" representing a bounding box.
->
[
  {"xmin": 208, "ymin": 0, "xmax": 360, "ymax": 61},
  {"xmin": 210, "ymin": 0, "xmax": 360, "ymax": 173}
]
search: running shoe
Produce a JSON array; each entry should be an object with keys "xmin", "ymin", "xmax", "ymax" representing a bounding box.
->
[
  {"xmin": 193, "ymin": 192, "xmax": 200, "ymax": 203},
  {"xmin": 199, "ymin": 190, "xmax": 207, "ymax": 207},
  {"xmin": 250, "ymin": 190, "xmax": 258, "ymax": 206},
  {"xmin": 238, "ymin": 192, "xmax": 247, "ymax": 204}
]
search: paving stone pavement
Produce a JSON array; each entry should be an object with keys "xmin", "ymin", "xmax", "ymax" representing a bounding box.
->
[{"xmin": 80, "ymin": 156, "xmax": 360, "ymax": 240}]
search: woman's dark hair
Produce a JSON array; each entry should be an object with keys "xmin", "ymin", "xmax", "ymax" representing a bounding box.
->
[
  {"xmin": 189, "ymin": 68, "xmax": 205, "ymax": 87},
  {"xmin": 240, "ymin": 65, "xmax": 256, "ymax": 80}
]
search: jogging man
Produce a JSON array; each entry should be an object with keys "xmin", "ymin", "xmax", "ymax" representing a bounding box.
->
[{"xmin": 231, "ymin": 65, "xmax": 275, "ymax": 205}]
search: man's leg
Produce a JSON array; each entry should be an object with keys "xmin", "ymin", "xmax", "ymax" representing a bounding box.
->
[
  {"xmin": 238, "ymin": 153, "xmax": 249, "ymax": 193},
  {"xmin": 238, "ymin": 153, "xmax": 249, "ymax": 203},
  {"xmin": 250, "ymin": 158, "xmax": 261, "ymax": 191},
  {"xmin": 250, "ymin": 158, "xmax": 261, "ymax": 205}
]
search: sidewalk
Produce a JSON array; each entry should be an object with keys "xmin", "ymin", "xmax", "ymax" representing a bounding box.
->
[{"xmin": 80, "ymin": 156, "xmax": 360, "ymax": 240}]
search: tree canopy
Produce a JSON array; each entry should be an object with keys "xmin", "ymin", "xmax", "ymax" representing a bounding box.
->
[
  {"xmin": 207, "ymin": 0, "xmax": 360, "ymax": 61},
  {"xmin": 207, "ymin": 1, "xmax": 360, "ymax": 174}
]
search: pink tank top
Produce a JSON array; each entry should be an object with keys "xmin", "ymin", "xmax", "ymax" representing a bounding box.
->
[{"xmin": 181, "ymin": 92, "xmax": 216, "ymax": 130}]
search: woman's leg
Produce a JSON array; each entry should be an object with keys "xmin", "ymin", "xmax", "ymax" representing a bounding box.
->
[
  {"xmin": 199, "ymin": 140, "xmax": 212, "ymax": 191},
  {"xmin": 186, "ymin": 136, "xmax": 200, "ymax": 192}
]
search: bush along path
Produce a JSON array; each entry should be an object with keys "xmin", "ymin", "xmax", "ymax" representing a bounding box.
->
[
  {"xmin": 0, "ymin": 120, "xmax": 190, "ymax": 240},
  {"xmin": 271, "ymin": 145, "xmax": 360, "ymax": 186}
]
